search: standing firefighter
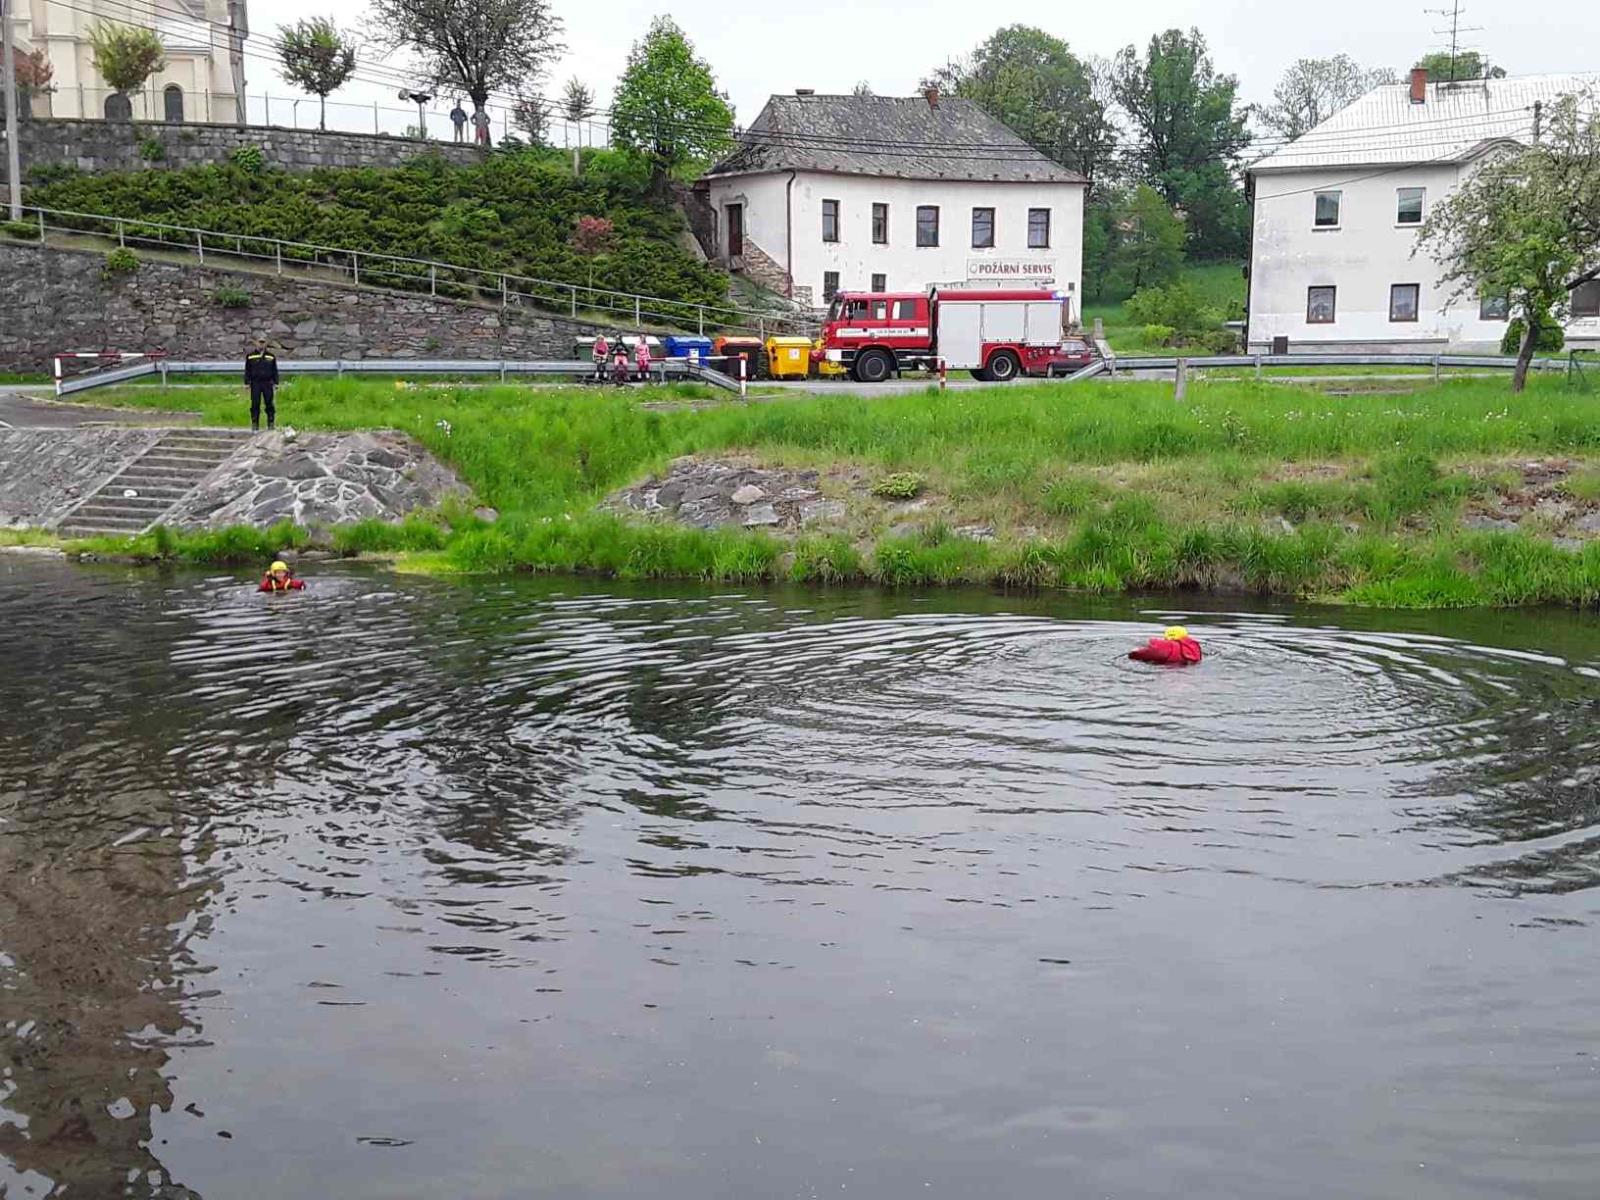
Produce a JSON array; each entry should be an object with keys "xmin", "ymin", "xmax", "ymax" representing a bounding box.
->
[{"xmin": 244, "ymin": 338, "xmax": 280, "ymax": 432}]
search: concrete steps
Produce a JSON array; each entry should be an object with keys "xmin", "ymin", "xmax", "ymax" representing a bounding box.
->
[{"xmin": 57, "ymin": 428, "xmax": 254, "ymax": 537}]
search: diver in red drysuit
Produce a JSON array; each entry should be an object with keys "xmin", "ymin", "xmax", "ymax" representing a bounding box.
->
[
  {"xmin": 258, "ymin": 560, "xmax": 306, "ymax": 593},
  {"xmin": 1129, "ymin": 625, "xmax": 1202, "ymax": 665}
]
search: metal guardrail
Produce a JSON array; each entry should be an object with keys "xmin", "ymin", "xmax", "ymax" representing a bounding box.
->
[
  {"xmin": 8, "ymin": 205, "xmax": 814, "ymax": 339},
  {"xmin": 1105, "ymin": 352, "xmax": 1568, "ymax": 375},
  {"xmin": 54, "ymin": 357, "xmax": 744, "ymax": 396}
]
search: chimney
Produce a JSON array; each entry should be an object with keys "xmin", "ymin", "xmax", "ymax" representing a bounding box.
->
[
  {"xmin": 1410, "ymin": 67, "xmax": 1428, "ymax": 104},
  {"xmin": 924, "ymin": 84, "xmax": 940, "ymax": 110},
  {"xmin": 795, "ymin": 88, "xmax": 814, "ymax": 97}
]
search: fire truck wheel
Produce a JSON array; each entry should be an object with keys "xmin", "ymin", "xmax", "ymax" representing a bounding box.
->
[
  {"xmin": 968, "ymin": 369, "xmax": 992, "ymax": 382},
  {"xmin": 853, "ymin": 349, "xmax": 894, "ymax": 384},
  {"xmin": 986, "ymin": 350, "xmax": 1021, "ymax": 382}
]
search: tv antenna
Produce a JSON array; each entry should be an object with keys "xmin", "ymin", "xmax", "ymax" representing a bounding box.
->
[{"xmin": 1424, "ymin": 0, "xmax": 1484, "ymax": 82}]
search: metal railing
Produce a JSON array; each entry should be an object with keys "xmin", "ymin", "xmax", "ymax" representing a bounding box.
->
[
  {"xmin": 7, "ymin": 205, "xmax": 814, "ymax": 339},
  {"xmin": 1105, "ymin": 352, "xmax": 1570, "ymax": 376},
  {"xmin": 52, "ymin": 356, "xmax": 745, "ymax": 396}
]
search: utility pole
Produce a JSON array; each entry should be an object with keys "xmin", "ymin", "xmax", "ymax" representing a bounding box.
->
[{"xmin": 3, "ymin": 0, "xmax": 23, "ymax": 221}]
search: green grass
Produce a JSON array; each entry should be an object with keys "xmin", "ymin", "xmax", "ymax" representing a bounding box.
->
[{"xmin": 48, "ymin": 372, "xmax": 1600, "ymax": 608}]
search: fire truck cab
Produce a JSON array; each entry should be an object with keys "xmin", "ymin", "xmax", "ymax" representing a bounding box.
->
[{"xmin": 816, "ymin": 288, "xmax": 1093, "ymax": 383}]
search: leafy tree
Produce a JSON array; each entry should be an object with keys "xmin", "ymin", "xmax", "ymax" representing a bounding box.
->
[
  {"xmin": 511, "ymin": 91, "xmax": 552, "ymax": 147},
  {"xmin": 88, "ymin": 21, "xmax": 166, "ymax": 111},
  {"xmin": 1415, "ymin": 50, "xmax": 1506, "ymax": 82},
  {"xmin": 851, "ymin": 81, "xmax": 874, "ymax": 97},
  {"xmin": 927, "ymin": 25, "xmax": 1115, "ymax": 182},
  {"xmin": 610, "ymin": 16, "xmax": 734, "ymax": 195},
  {"xmin": 1418, "ymin": 94, "xmax": 1600, "ymax": 391},
  {"xmin": 277, "ymin": 18, "xmax": 358, "ymax": 131},
  {"xmin": 16, "ymin": 49, "xmax": 55, "ymax": 103},
  {"xmin": 562, "ymin": 77, "xmax": 595, "ymax": 173},
  {"xmin": 1261, "ymin": 55, "xmax": 1395, "ymax": 139},
  {"xmin": 366, "ymin": 0, "xmax": 563, "ymax": 129},
  {"xmin": 1111, "ymin": 28, "xmax": 1251, "ymax": 257},
  {"xmin": 1083, "ymin": 184, "xmax": 1186, "ymax": 299},
  {"xmin": 571, "ymin": 214, "xmax": 615, "ymax": 289}
]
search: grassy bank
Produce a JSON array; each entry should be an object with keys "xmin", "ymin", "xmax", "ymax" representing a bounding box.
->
[
  {"xmin": 52, "ymin": 372, "xmax": 1600, "ymax": 609},
  {"xmin": 1085, "ymin": 262, "xmax": 1247, "ymax": 354}
]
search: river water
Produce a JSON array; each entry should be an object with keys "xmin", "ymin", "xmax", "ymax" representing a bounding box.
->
[{"xmin": 1, "ymin": 558, "xmax": 1597, "ymax": 1199}]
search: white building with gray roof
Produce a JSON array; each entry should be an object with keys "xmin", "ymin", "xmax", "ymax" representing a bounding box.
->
[
  {"xmin": 696, "ymin": 90, "xmax": 1087, "ymax": 313},
  {"xmin": 1246, "ymin": 70, "xmax": 1600, "ymax": 354}
]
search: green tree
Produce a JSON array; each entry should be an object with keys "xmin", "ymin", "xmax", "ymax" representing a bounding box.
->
[
  {"xmin": 1418, "ymin": 94, "xmax": 1600, "ymax": 391},
  {"xmin": 562, "ymin": 78, "xmax": 595, "ymax": 173},
  {"xmin": 277, "ymin": 18, "xmax": 358, "ymax": 131},
  {"xmin": 1415, "ymin": 50, "xmax": 1506, "ymax": 82},
  {"xmin": 610, "ymin": 16, "xmax": 734, "ymax": 195},
  {"xmin": 366, "ymin": 0, "xmax": 563, "ymax": 130},
  {"xmin": 1084, "ymin": 184, "xmax": 1187, "ymax": 299},
  {"xmin": 511, "ymin": 91, "xmax": 552, "ymax": 147},
  {"xmin": 87, "ymin": 21, "xmax": 166, "ymax": 114},
  {"xmin": 928, "ymin": 25, "xmax": 1116, "ymax": 181},
  {"xmin": 1261, "ymin": 55, "xmax": 1395, "ymax": 140},
  {"xmin": 1111, "ymin": 28, "xmax": 1251, "ymax": 258}
]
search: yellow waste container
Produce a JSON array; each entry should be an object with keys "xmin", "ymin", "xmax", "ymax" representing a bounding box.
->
[
  {"xmin": 814, "ymin": 337, "xmax": 847, "ymax": 378},
  {"xmin": 765, "ymin": 336, "xmax": 814, "ymax": 380}
]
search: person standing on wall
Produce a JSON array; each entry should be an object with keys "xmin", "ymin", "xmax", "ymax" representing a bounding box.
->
[
  {"xmin": 449, "ymin": 100, "xmax": 469, "ymax": 143},
  {"xmin": 244, "ymin": 338, "xmax": 280, "ymax": 432},
  {"xmin": 472, "ymin": 107, "xmax": 492, "ymax": 147}
]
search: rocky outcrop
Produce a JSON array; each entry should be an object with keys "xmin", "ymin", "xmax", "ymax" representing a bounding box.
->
[
  {"xmin": 165, "ymin": 431, "xmax": 466, "ymax": 529},
  {"xmin": 609, "ymin": 459, "xmax": 845, "ymax": 532}
]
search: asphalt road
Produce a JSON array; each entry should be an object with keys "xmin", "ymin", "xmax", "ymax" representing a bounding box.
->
[{"xmin": 0, "ymin": 388, "xmax": 199, "ymax": 429}]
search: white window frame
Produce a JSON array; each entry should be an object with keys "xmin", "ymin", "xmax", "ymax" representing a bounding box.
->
[
  {"xmin": 1395, "ymin": 187, "xmax": 1426, "ymax": 227},
  {"xmin": 1313, "ymin": 190, "xmax": 1342, "ymax": 230}
]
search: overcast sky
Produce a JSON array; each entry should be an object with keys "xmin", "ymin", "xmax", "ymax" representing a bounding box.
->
[{"xmin": 244, "ymin": 0, "xmax": 1595, "ymax": 123}]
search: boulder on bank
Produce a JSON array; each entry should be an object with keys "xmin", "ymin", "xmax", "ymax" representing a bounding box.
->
[
  {"xmin": 166, "ymin": 430, "xmax": 466, "ymax": 529},
  {"xmin": 609, "ymin": 458, "xmax": 847, "ymax": 532}
]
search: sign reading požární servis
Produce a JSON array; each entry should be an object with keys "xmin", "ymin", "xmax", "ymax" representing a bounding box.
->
[{"xmin": 966, "ymin": 258, "xmax": 1056, "ymax": 285}]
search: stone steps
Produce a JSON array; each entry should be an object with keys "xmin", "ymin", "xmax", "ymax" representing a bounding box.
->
[{"xmin": 57, "ymin": 428, "xmax": 254, "ymax": 536}]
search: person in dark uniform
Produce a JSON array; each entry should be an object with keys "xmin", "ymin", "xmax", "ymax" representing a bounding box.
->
[{"xmin": 244, "ymin": 338, "xmax": 280, "ymax": 432}]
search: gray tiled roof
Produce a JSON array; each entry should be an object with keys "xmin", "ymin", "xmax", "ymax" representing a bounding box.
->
[
  {"xmin": 703, "ymin": 94, "xmax": 1086, "ymax": 184},
  {"xmin": 1250, "ymin": 73, "xmax": 1598, "ymax": 172}
]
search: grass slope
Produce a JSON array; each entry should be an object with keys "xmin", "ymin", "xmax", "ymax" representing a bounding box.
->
[
  {"xmin": 56, "ymin": 374, "xmax": 1600, "ymax": 609},
  {"xmin": 1084, "ymin": 261, "xmax": 1247, "ymax": 355}
]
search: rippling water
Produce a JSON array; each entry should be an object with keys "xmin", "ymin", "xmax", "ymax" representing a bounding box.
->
[{"xmin": 2, "ymin": 557, "xmax": 1598, "ymax": 1199}]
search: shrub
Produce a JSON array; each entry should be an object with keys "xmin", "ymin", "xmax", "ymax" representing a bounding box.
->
[
  {"xmin": 871, "ymin": 471, "xmax": 926, "ymax": 500},
  {"xmin": 231, "ymin": 144, "xmax": 265, "ymax": 174},
  {"xmin": 1200, "ymin": 328, "xmax": 1241, "ymax": 354},
  {"xmin": 1501, "ymin": 314, "xmax": 1564, "ymax": 356},
  {"xmin": 214, "ymin": 283, "xmax": 251, "ymax": 308},
  {"xmin": 137, "ymin": 137, "xmax": 165, "ymax": 162},
  {"xmin": 1126, "ymin": 281, "xmax": 1223, "ymax": 340},
  {"xmin": 1, "ymin": 220, "xmax": 37, "ymax": 241},
  {"xmin": 102, "ymin": 247, "xmax": 139, "ymax": 278},
  {"xmin": 1140, "ymin": 323, "xmax": 1176, "ymax": 347}
]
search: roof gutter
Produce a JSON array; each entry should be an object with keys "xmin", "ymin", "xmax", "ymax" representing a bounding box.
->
[{"xmin": 785, "ymin": 169, "xmax": 796, "ymax": 301}]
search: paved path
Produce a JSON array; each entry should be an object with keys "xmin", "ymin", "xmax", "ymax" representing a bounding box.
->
[{"xmin": 0, "ymin": 388, "xmax": 200, "ymax": 429}]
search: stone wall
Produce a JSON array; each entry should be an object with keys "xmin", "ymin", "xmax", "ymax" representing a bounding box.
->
[
  {"xmin": 0, "ymin": 243, "xmax": 614, "ymax": 373},
  {"xmin": 2, "ymin": 118, "xmax": 483, "ymax": 184}
]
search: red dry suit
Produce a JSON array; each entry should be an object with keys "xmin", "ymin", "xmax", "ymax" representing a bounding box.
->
[
  {"xmin": 259, "ymin": 575, "xmax": 306, "ymax": 593},
  {"xmin": 1129, "ymin": 635, "xmax": 1202, "ymax": 665}
]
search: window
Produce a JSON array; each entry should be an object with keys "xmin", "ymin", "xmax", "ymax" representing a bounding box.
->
[
  {"xmin": 871, "ymin": 273, "xmax": 887, "ymax": 292},
  {"xmin": 893, "ymin": 299, "xmax": 919, "ymax": 320},
  {"xmin": 1396, "ymin": 187, "xmax": 1425, "ymax": 225},
  {"xmin": 872, "ymin": 300, "xmax": 888, "ymax": 320},
  {"xmin": 1479, "ymin": 294, "xmax": 1509, "ymax": 321},
  {"xmin": 971, "ymin": 207, "xmax": 995, "ymax": 249},
  {"xmin": 872, "ymin": 203, "xmax": 888, "ymax": 244},
  {"xmin": 823, "ymin": 271, "xmax": 840, "ymax": 302},
  {"xmin": 726, "ymin": 203, "xmax": 744, "ymax": 258},
  {"xmin": 163, "ymin": 84, "xmax": 185, "ymax": 123},
  {"xmin": 916, "ymin": 206, "xmax": 940, "ymax": 247},
  {"xmin": 1307, "ymin": 286, "xmax": 1337, "ymax": 324},
  {"xmin": 1389, "ymin": 283, "xmax": 1420, "ymax": 322},
  {"xmin": 822, "ymin": 199, "xmax": 840, "ymax": 243},
  {"xmin": 1572, "ymin": 281, "xmax": 1600, "ymax": 318},
  {"xmin": 1313, "ymin": 191, "xmax": 1341, "ymax": 228},
  {"xmin": 1028, "ymin": 208, "xmax": 1051, "ymax": 248}
]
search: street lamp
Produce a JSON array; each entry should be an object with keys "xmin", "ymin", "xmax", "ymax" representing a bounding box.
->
[{"xmin": 398, "ymin": 88, "xmax": 432, "ymax": 139}]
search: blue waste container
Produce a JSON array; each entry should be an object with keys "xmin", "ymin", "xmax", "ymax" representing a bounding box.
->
[{"xmin": 664, "ymin": 336, "xmax": 713, "ymax": 364}]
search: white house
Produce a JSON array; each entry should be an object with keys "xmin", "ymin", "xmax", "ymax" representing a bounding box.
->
[
  {"xmin": 11, "ymin": 0, "xmax": 248, "ymax": 124},
  {"xmin": 1246, "ymin": 70, "xmax": 1600, "ymax": 354},
  {"xmin": 697, "ymin": 90, "xmax": 1087, "ymax": 315}
]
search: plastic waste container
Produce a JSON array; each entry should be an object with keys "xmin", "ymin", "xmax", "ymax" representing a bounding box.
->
[
  {"xmin": 714, "ymin": 336, "xmax": 766, "ymax": 380},
  {"xmin": 664, "ymin": 336, "xmax": 714, "ymax": 364},
  {"xmin": 765, "ymin": 336, "xmax": 813, "ymax": 380}
]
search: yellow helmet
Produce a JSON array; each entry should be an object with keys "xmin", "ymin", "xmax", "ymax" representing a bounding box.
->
[
  {"xmin": 270, "ymin": 560, "xmax": 289, "ymax": 573},
  {"xmin": 1164, "ymin": 626, "xmax": 1189, "ymax": 640}
]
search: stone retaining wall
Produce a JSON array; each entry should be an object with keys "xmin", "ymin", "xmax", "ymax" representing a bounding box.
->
[
  {"xmin": 2, "ymin": 118, "xmax": 483, "ymax": 184},
  {"xmin": 0, "ymin": 428, "xmax": 164, "ymax": 527},
  {"xmin": 0, "ymin": 243, "xmax": 612, "ymax": 373}
]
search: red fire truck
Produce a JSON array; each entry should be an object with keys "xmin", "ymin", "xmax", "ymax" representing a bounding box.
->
[{"xmin": 814, "ymin": 288, "xmax": 1095, "ymax": 383}]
